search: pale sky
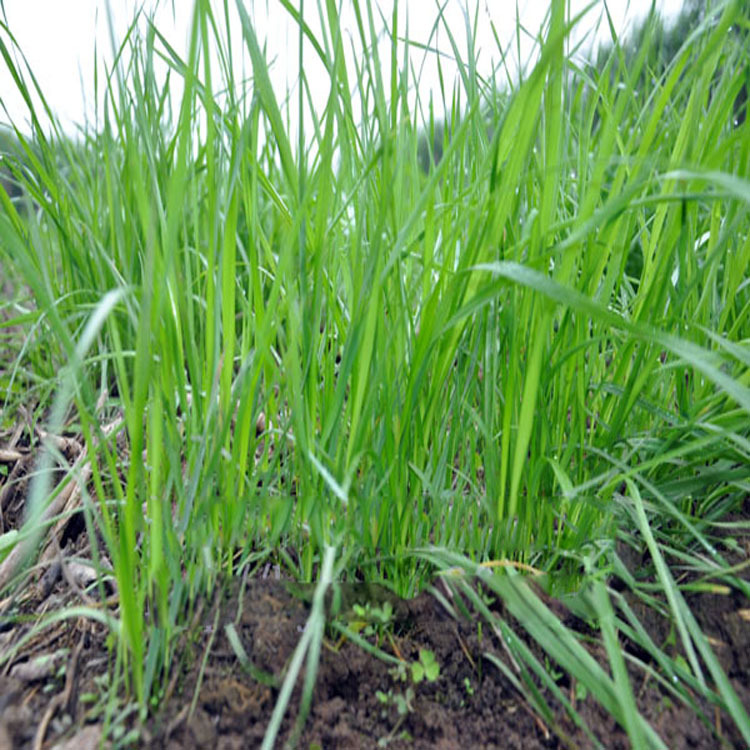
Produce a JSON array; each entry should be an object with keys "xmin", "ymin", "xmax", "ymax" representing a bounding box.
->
[{"xmin": 0, "ymin": 1, "xmax": 687, "ymax": 136}]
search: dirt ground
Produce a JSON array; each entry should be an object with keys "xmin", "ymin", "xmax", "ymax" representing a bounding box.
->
[{"xmin": 1, "ymin": 444, "xmax": 749, "ymax": 749}]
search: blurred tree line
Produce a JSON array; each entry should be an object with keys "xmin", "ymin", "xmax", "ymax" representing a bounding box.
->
[
  {"xmin": 0, "ymin": 1, "xmax": 746, "ymax": 196},
  {"xmin": 0, "ymin": 126, "xmax": 24, "ymax": 201},
  {"xmin": 594, "ymin": 0, "xmax": 747, "ymax": 124},
  {"xmin": 416, "ymin": 0, "xmax": 747, "ymax": 173}
]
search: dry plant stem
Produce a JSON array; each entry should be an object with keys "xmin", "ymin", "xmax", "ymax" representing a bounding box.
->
[
  {"xmin": 0, "ymin": 457, "xmax": 86, "ymax": 592},
  {"xmin": 524, "ymin": 702, "xmax": 551, "ymax": 741},
  {"xmin": 38, "ymin": 415, "xmax": 122, "ymax": 567},
  {"xmin": 189, "ymin": 590, "xmax": 223, "ymax": 720},
  {"xmin": 32, "ymin": 631, "xmax": 85, "ymax": 750},
  {"xmin": 55, "ymin": 538, "xmax": 98, "ymax": 608},
  {"xmin": 163, "ymin": 595, "xmax": 214, "ymax": 741},
  {"xmin": 455, "ymin": 627, "xmax": 476, "ymax": 669},
  {"xmin": 32, "ymin": 692, "xmax": 66, "ymax": 750},
  {"xmin": 34, "ymin": 427, "xmax": 82, "ymax": 457},
  {"xmin": 0, "ymin": 455, "xmax": 31, "ymax": 516},
  {"xmin": 164, "ymin": 703, "xmax": 190, "ymax": 743},
  {"xmin": 0, "ymin": 415, "xmax": 122, "ymax": 592},
  {"xmin": 493, "ymin": 623, "xmax": 522, "ymax": 674},
  {"xmin": 37, "ymin": 463, "xmax": 92, "ymax": 568},
  {"xmin": 7, "ymin": 419, "xmax": 26, "ymax": 451},
  {"xmin": 162, "ymin": 597, "xmax": 206, "ymax": 707},
  {"xmin": 0, "ymin": 449, "xmax": 25, "ymax": 462}
]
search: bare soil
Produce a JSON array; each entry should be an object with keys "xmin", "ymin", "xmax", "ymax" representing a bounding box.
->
[{"xmin": 1, "ymin": 442, "xmax": 749, "ymax": 749}]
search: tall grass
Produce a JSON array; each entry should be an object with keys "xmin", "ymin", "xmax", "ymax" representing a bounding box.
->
[{"xmin": 1, "ymin": 0, "xmax": 749, "ymax": 741}]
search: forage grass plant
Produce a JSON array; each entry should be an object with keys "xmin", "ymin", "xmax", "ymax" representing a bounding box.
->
[{"xmin": 1, "ymin": 0, "xmax": 749, "ymax": 743}]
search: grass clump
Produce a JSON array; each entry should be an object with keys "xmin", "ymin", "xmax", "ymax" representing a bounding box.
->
[{"xmin": 1, "ymin": 0, "xmax": 749, "ymax": 745}]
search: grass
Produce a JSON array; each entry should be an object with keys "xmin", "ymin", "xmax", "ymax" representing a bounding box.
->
[{"xmin": 1, "ymin": 0, "xmax": 749, "ymax": 745}]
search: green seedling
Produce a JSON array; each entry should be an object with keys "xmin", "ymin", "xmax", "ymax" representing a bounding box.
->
[
  {"xmin": 387, "ymin": 648, "xmax": 440, "ymax": 685},
  {"xmin": 376, "ymin": 686, "xmax": 415, "ymax": 717},
  {"xmin": 544, "ymin": 656, "xmax": 563, "ymax": 683},
  {"xmin": 351, "ymin": 600, "xmax": 395, "ymax": 640},
  {"xmin": 411, "ymin": 649, "xmax": 440, "ymax": 684},
  {"xmin": 575, "ymin": 681, "xmax": 588, "ymax": 702},
  {"xmin": 375, "ymin": 686, "xmax": 416, "ymax": 748},
  {"xmin": 388, "ymin": 661, "xmax": 409, "ymax": 683}
]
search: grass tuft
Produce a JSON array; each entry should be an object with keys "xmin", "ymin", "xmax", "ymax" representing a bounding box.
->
[{"xmin": 1, "ymin": 0, "xmax": 748, "ymax": 744}]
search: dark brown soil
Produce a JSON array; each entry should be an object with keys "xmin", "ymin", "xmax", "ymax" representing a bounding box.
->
[{"xmin": 1, "ymin": 441, "xmax": 749, "ymax": 749}]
